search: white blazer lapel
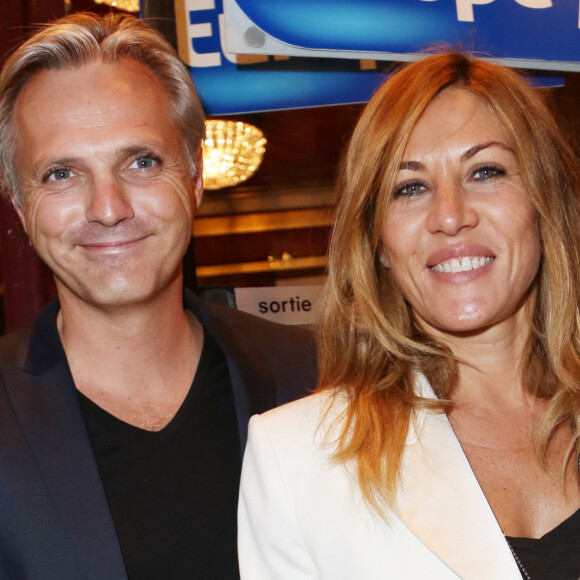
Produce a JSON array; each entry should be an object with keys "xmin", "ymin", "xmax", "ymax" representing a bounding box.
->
[{"xmin": 395, "ymin": 373, "xmax": 522, "ymax": 580}]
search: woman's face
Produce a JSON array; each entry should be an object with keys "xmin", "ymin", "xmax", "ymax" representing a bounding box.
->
[{"xmin": 379, "ymin": 88, "xmax": 541, "ymax": 339}]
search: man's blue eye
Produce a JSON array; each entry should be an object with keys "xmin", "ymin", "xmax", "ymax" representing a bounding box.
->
[
  {"xmin": 46, "ymin": 169, "xmax": 73, "ymax": 182},
  {"xmin": 131, "ymin": 156, "xmax": 157, "ymax": 170}
]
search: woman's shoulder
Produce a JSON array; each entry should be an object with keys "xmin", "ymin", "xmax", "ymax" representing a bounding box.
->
[
  {"xmin": 259, "ymin": 389, "xmax": 344, "ymax": 423},
  {"xmin": 249, "ymin": 389, "xmax": 347, "ymax": 449}
]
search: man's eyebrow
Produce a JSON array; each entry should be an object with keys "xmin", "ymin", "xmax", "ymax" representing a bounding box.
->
[
  {"xmin": 117, "ymin": 144, "xmax": 158, "ymax": 157},
  {"xmin": 33, "ymin": 157, "xmax": 78, "ymax": 175}
]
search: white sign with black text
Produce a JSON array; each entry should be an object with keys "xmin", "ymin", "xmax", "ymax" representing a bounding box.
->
[{"xmin": 234, "ymin": 286, "xmax": 322, "ymax": 325}]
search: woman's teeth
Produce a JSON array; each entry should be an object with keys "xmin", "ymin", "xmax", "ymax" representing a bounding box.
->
[{"xmin": 431, "ymin": 256, "xmax": 494, "ymax": 273}]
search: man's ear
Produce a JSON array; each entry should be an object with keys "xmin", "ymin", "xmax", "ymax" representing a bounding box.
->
[
  {"xmin": 378, "ymin": 245, "xmax": 391, "ymax": 269},
  {"xmin": 10, "ymin": 196, "xmax": 28, "ymax": 236},
  {"xmin": 193, "ymin": 147, "xmax": 204, "ymax": 211}
]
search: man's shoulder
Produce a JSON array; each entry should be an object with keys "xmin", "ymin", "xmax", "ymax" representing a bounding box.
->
[
  {"xmin": 0, "ymin": 297, "xmax": 60, "ymax": 372},
  {"xmin": 190, "ymin": 292, "xmax": 319, "ymax": 408},
  {"xmin": 0, "ymin": 326, "xmax": 31, "ymax": 368},
  {"xmin": 207, "ymin": 299, "xmax": 313, "ymax": 338},
  {"xmin": 189, "ymin": 291, "xmax": 316, "ymax": 357}
]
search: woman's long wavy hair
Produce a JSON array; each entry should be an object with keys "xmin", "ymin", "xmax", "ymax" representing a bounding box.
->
[{"xmin": 317, "ymin": 52, "xmax": 580, "ymax": 512}]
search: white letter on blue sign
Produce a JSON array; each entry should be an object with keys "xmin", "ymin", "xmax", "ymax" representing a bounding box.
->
[
  {"xmin": 187, "ymin": 0, "xmax": 221, "ymax": 68},
  {"xmin": 456, "ymin": 0, "xmax": 495, "ymax": 22},
  {"xmin": 514, "ymin": 0, "xmax": 551, "ymax": 7},
  {"xmin": 189, "ymin": 22, "xmax": 221, "ymax": 67}
]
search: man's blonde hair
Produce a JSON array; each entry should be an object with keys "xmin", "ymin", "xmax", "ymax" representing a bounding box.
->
[{"xmin": 0, "ymin": 12, "xmax": 205, "ymax": 207}]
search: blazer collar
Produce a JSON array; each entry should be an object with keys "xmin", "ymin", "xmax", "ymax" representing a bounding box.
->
[
  {"xmin": 395, "ymin": 372, "xmax": 522, "ymax": 580},
  {"xmin": 184, "ymin": 290, "xmax": 276, "ymax": 449},
  {"xmin": 11, "ymin": 298, "xmax": 127, "ymax": 579},
  {"xmin": 22, "ymin": 297, "xmax": 64, "ymax": 375}
]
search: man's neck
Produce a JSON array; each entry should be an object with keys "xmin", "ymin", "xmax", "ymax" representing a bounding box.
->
[{"xmin": 56, "ymin": 285, "xmax": 204, "ymax": 431}]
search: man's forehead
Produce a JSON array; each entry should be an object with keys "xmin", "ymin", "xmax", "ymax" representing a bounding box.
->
[
  {"xmin": 16, "ymin": 58, "xmax": 168, "ymax": 113},
  {"xmin": 14, "ymin": 58, "xmax": 177, "ymax": 138}
]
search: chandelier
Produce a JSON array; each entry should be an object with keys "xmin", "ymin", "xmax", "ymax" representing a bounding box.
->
[
  {"xmin": 202, "ymin": 120, "xmax": 267, "ymax": 190},
  {"xmin": 94, "ymin": 0, "xmax": 140, "ymax": 13}
]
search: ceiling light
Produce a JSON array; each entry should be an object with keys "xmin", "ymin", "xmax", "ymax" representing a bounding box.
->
[
  {"xmin": 203, "ymin": 120, "xmax": 267, "ymax": 190},
  {"xmin": 94, "ymin": 0, "xmax": 140, "ymax": 13}
]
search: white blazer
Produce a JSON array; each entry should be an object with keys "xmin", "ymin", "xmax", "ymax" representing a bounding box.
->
[{"xmin": 238, "ymin": 373, "xmax": 522, "ymax": 579}]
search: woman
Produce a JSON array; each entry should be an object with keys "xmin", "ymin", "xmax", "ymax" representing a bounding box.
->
[{"xmin": 238, "ymin": 53, "xmax": 580, "ymax": 579}]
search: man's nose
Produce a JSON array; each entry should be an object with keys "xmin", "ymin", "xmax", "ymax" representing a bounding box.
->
[
  {"xmin": 85, "ymin": 179, "xmax": 135, "ymax": 226},
  {"xmin": 425, "ymin": 181, "xmax": 479, "ymax": 236}
]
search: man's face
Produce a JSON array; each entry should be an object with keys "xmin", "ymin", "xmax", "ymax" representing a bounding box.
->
[{"xmin": 12, "ymin": 58, "xmax": 202, "ymax": 312}]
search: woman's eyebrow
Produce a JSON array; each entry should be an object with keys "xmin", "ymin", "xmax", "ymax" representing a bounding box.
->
[
  {"xmin": 398, "ymin": 160, "xmax": 424, "ymax": 171},
  {"xmin": 461, "ymin": 141, "xmax": 514, "ymax": 161},
  {"xmin": 398, "ymin": 141, "xmax": 514, "ymax": 172}
]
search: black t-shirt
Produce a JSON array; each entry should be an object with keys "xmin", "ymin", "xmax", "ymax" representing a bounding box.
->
[
  {"xmin": 78, "ymin": 330, "xmax": 241, "ymax": 580},
  {"xmin": 506, "ymin": 507, "xmax": 580, "ymax": 580}
]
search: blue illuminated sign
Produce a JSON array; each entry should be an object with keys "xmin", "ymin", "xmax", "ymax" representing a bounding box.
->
[
  {"xmin": 176, "ymin": 0, "xmax": 566, "ymax": 115},
  {"xmin": 226, "ymin": 0, "xmax": 580, "ymax": 70}
]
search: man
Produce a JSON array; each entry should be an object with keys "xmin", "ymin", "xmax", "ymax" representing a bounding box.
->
[{"xmin": 0, "ymin": 12, "xmax": 317, "ymax": 580}]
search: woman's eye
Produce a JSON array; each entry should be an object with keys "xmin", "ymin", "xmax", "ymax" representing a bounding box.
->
[
  {"xmin": 393, "ymin": 180, "xmax": 427, "ymax": 198},
  {"xmin": 44, "ymin": 168, "xmax": 73, "ymax": 182},
  {"xmin": 471, "ymin": 165, "xmax": 505, "ymax": 181}
]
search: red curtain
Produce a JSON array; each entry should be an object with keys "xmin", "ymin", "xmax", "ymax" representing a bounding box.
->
[{"xmin": 0, "ymin": 0, "xmax": 64, "ymax": 332}]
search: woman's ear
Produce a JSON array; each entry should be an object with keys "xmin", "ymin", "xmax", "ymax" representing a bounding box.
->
[{"xmin": 378, "ymin": 245, "xmax": 391, "ymax": 269}]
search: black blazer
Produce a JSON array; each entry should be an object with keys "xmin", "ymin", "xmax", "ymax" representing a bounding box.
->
[{"xmin": 0, "ymin": 290, "xmax": 317, "ymax": 579}]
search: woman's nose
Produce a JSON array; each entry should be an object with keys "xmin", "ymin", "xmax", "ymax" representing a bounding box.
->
[{"xmin": 426, "ymin": 181, "xmax": 479, "ymax": 236}]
